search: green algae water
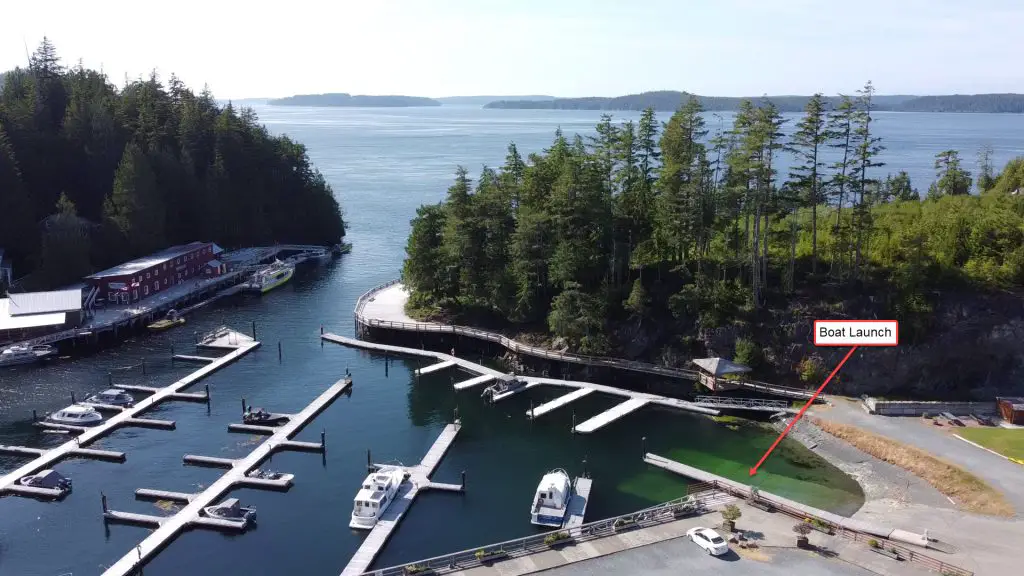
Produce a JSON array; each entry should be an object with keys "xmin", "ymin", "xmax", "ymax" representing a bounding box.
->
[{"xmin": 17, "ymin": 103, "xmax": 1024, "ymax": 574}]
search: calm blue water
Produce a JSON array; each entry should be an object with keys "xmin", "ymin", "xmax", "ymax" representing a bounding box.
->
[{"xmin": 2, "ymin": 106, "xmax": 1022, "ymax": 576}]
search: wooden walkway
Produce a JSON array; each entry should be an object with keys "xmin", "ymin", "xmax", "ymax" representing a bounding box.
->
[
  {"xmin": 321, "ymin": 334, "xmax": 718, "ymax": 419},
  {"xmin": 0, "ymin": 332, "xmax": 259, "ymax": 499},
  {"xmin": 340, "ymin": 422, "xmax": 463, "ymax": 576},
  {"xmin": 102, "ymin": 377, "xmax": 352, "ymax": 576}
]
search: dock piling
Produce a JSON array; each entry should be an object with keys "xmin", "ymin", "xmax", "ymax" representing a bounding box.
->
[
  {"xmin": 321, "ymin": 429, "xmax": 326, "ymax": 451},
  {"xmin": 205, "ymin": 384, "xmax": 210, "ymax": 403},
  {"xmin": 142, "ymin": 359, "xmax": 147, "ymax": 375},
  {"xmin": 242, "ymin": 398, "xmax": 246, "ymax": 415},
  {"xmin": 642, "ymin": 436, "xmax": 647, "ymax": 458},
  {"xmin": 170, "ymin": 344, "xmax": 175, "ymax": 362},
  {"xmin": 572, "ymin": 410, "xmax": 576, "ymax": 435},
  {"xmin": 461, "ymin": 470, "xmax": 466, "ymax": 490},
  {"xmin": 366, "ymin": 449, "xmax": 372, "ymax": 471},
  {"xmin": 251, "ymin": 321, "xmax": 256, "ymax": 340},
  {"xmin": 32, "ymin": 410, "xmax": 37, "ymax": 422},
  {"xmin": 102, "ymin": 491, "xmax": 108, "ymax": 513},
  {"xmin": 278, "ymin": 341, "xmax": 282, "ymax": 362},
  {"xmin": 108, "ymin": 372, "xmax": 113, "ymax": 386}
]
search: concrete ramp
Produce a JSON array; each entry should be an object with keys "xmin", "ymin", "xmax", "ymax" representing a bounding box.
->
[
  {"xmin": 574, "ymin": 398, "xmax": 649, "ymax": 433},
  {"xmin": 415, "ymin": 360, "xmax": 456, "ymax": 376},
  {"xmin": 528, "ymin": 388, "xmax": 594, "ymax": 419}
]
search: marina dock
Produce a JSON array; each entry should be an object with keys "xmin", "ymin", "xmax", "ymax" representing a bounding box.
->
[
  {"xmin": 527, "ymin": 388, "xmax": 594, "ymax": 419},
  {"xmin": 340, "ymin": 422, "xmax": 463, "ymax": 576},
  {"xmin": 414, "ymin": 359, "xmax": 456, "ymax": 375},
  {"xmin": 0, "ymin": 330, "xmax": 259, "ymax": 500},
  {"xmin": 563, "ymin": 476, "xmax": 592, "ymax": 532},
  {"xmin": 102, "ymin": 376, "xmax": 352, "ymax": 576},
  {"xmin": 573, "ymin": 398, "xmax": 650, "ymax": 433},
  {"xmin": 453, "ymin": 373, "xmax": 496, "ymax": 390}
]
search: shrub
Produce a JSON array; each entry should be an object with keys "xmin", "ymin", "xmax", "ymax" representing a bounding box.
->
[
  {"xmin": 868, "ymin": 539, "xmax": 880, "ymax": 548},
  {"xmin": 793, "ymin": 522, "xmax": 813, "ymax": 536},
  {"xmin": 733, "ymin": 337, "xmax": 761, "ymax": 369},
  {"xmin": 544, "ymin": 531, "xmax": 570, "ymax": 545},
  {"xmin": 797, "ymin": 355, "xmax": 825, "ymax": 383},
  {"xmin": 720, "ymin": 504, "xmax": 742, "ymax": 522}
]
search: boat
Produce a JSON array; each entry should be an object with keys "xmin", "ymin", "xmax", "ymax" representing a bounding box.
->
[
  {"xmin": 18, "ymin": 469, "xmax": 72, "ymax": 495},
  {"xmin": 46, "ymin": 404, "xmax": 104, "ymax": 427},
  {"xmin": 245, "ymin": 261, "xmax": 294, "ymax": 294},
  {"xmin": 0, "ymin": 344, "xmax": 56, "ymax": 367},
  {"xmin": 482, "ymin": 373, "xmax": 525, "ymax": 402},
  {"xmin": 147, "ymin": 309, "xmax": 185, "ymax": 332},
  {"xmin": 246, "ymin": 468, "xmax": 294, "ymax": 483},
  {"xmin": 530, "ymin": 468, "xmax": 572, "ymax": 527},
  {"xmin": 83, "ymin": 388, "xmax": 135, "ymax": 407},
  {"xmin": 242, "ymin": 408, "xmax": 290, "ymax": 426},
  {"xmin": 350, "ymin": 465, "xmax": 406, "ymax": 530},
  {"xmin": 202, "ymin": 498, "xmax": 256, "ymax": 525}
]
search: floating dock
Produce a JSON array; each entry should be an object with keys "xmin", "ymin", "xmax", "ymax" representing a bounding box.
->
[
  {"xmin": 0, "ymin": 332, "xmax": 258, "ymax": 500},
  {"xmin": 415, "ymin": 359, "xmax": 457, "ymax": 375},
  {"xmin": 574, "ymin": 398, "xmax": 650, "ymax": 434},
  {"xmin": 453, "ymin": 374, "xmax": 496, "ymax": 390},
  {"xmin": 172, "ymin": 354, "xmax": 217, "ymax": 363},
  {"xmin": 103, "ymin": 377, "xmax": 351, "ymax": 576},
  {"xmin": 527, "ymin": 388, "xmax": 594, "ymax": 419},
  {"xmin": 563, "ymin": 477, "xmax": 593, "ymax": 532},
  {"xmin": 135, "ymin": 488, "xmax": 195, "ymax": 503},
  {"xmin": 340, "ymin": 422, "xmax": 463, "ymax": 576},
  {"xmin": 182, "ymin": 455, "xmax": 236, "ymax": 468}
]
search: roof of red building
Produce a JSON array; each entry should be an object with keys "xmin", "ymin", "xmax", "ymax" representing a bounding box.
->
[{"xmin": 85, "ymin": 242, "xmax": 209, "ymax": 280}]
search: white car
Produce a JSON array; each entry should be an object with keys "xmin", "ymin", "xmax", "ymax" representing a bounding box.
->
[{"xmin": 686, "ymin": 526, "xmax": 729, "ymax": 556}]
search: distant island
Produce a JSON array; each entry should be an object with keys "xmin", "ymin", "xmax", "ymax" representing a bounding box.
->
[
  {"xmin": 436, "ymin": 95, "xmax": 554, "ymax": 106},
  {"xmin": 269, "ymin": 93, "xmax": 441, "ymax": 107},
  {"xmin": 484, "ymin": 90, "xmax": 1024, "ymax": 113}
]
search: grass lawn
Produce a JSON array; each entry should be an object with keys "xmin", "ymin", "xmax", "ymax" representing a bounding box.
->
[{"xmin": 958, "ymin": 428, "xmax": 1024, "ymax": 461}]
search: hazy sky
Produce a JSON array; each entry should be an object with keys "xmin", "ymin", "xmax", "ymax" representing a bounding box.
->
[{"xmin": 3, "ymin": 0, "xmax": 1022, "ymax": 99}]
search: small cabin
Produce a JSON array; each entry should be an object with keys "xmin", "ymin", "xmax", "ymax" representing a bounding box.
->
[
  {"xmin": 536, "ymin": 472, "xmax": 570, "ymax": 510},
  {"xmin": 691, "ymin": 357, "xmax": 752, "ymax": 392},
  {"xmin": 997, "ymin": 397, "xmax": 1024, "ymax": 425}
]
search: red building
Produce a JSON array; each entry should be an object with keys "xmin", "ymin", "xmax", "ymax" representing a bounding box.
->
[{"xmin": 86, "ymin": 242, "xmax": 217, "ymax": 305}]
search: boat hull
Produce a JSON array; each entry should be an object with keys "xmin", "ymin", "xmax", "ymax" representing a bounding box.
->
[
  {"xmin": 349, "ymin": 514, "xmax": 379, "ymax": 530},
  {"xmin": 148, "ymin": 318, "xmax": 185, "ymax": 332},
  {"xmin": 531, "ymin": 513, "xmax": 566, "ymax": 528}
]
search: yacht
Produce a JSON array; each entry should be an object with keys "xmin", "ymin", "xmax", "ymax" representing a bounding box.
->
[
  {"xmin": 246, "ymin": 468, "xmax": 294, "ymax": 483},
  {"xmin": 245, "ymin": 261, "xmax": 294, "ymax": 294},
  {"xmin": 0, "ymin": 344, "xmax": 56, "ymax": 367},
  {"xmin": 46, "ymin": 404, "xmax": 104, "ymax": 427},
  {"xmin": 84, "ymin": 389, "xmax": 135, "ymax": 407},
  {"xmin": 530, "ymin": 468, "xmax": 572, "ymax": 527},
  {"xmin": 18, "ymin": 469, "xmax": 73, "ymax": 496},
  {"xmin": 203, "ymin": 498, "xmax": 256, "ymax": 525},
  {"xmin": 350, "ymin": 466, "xmax": 406, "ymax": 530}
]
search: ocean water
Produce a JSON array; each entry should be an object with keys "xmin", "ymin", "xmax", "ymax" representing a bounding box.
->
[{"xmin": 3, "ymin": 105, "xmax": 1022, "ymax": 576}]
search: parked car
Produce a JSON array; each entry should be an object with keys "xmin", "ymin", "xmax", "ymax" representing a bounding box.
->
[{"xmin": 686, "ymin": 526, "xmax": 729, "ymax": 556}]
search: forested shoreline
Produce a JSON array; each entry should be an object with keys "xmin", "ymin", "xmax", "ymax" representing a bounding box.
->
[
  {"xmin": 0, "ymin": 40, "xmax": 345, "ymax": 289},
  {"xmin": 485, "ymin": 90, "xmax": 1024, "ymax": 114},
  {"xmin": 403, "ymin": 82, "xmax": 1024, "ymax": 398}
]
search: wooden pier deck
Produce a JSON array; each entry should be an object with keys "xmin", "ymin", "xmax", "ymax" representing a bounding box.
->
[
  {"xmin": 339, "ymin": 422, "xmax": 463, "ymax": 576},
  {"xmin": 102, "ymin": 377, "xmax": 351, "ymax": 576},
  {"xmin": 527, "ymin": 388, "xmax": 594, "ymax": 419},
  {"xmin": 574, "ymin": 398, "xmax": 650, "ymax": 433},
  {"xmin": 563, "ymin": 477, "xmax": 593, "ymax": 531},
  {"xmin": 0, "ymin": 333, "xmax": 259, "ymax": 499}
]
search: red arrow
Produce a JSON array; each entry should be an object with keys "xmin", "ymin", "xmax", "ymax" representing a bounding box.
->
[{"xmin": 749, "ymin": 346, "xmax": 859, "ymax": 476}]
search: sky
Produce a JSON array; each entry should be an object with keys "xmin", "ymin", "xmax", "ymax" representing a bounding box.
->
[{"xmin": 2, "ymin": 0, "xmax": 1023, "ymax": 100}]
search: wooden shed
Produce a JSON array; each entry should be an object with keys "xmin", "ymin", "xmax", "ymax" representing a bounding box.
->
[
  {"xmin": 691, "ymin": 357, "xmax": 752, "ymax": 392},
  {"xmin": 997, "ymin": 397, "xmax": 1024, "ymax": 425}
]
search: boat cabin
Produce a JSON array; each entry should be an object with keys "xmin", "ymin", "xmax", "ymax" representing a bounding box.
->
[
  {"xmin": 94, "ymin": 389, "xmax": 133, "ymax": 404},
  {"xmin": 353, "ymin": 469, "xmax": 402, "ymax": 518},
  {"xmin": 535, "ymin": 471, "xmax": 570, "ymax": 510},
  {"xmin": 52, "ymin": 405, "xmax": 101, "ymax": 422}
]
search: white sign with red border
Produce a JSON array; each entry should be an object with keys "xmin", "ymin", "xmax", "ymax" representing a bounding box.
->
[{"xmin": 814, "ymin": 320, "xmax": 898, "ymax": 347}]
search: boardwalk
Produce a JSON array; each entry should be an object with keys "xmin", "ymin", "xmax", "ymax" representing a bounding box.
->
[
  {"xmin": 321, "ymin": 333, "xmax": 718, "ymax": 418},
  {"xmin": 353, "ymin": 281, "xmax": 815, "ymax": 400},
  {"xmin": 527, "ymin": 388, "xmax": 594, "ymax": 418},
  {"xmin": 574, "ymin": 398, "xmax": 649, "ymax": 433},
  {"xmin": 0, "ymin": 332, "xmax": 259, "ymax": 498},
  {"xmin": 103, "ymin": 377, "xmax": 352, "ymax": 576},
  {"xmin": 340, "ymin": 423, "xmax": 463, "ymax": 576}
]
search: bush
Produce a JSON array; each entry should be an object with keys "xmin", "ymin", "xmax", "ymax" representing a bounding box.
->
[
  {"xmin": 720, "ymin": 504, "xmax": 742, "ymax": 522},
  {"xmin": 868, "ymin": 539, "xmax": 880, "ymax": 548},
  {"xmin": 544, "ymin": 531, "xmax": 570, "ymax": 545},
  {"xmin": 733, "ymin": 337, "xmax": 761, "ymax": 370},
  {"xmin": 797, "ymin": 356, "xmax": 825, "ymax": 383},
  {"xmin": 793, "ymin": 522, "xmax": 813, "ymax": 536}
]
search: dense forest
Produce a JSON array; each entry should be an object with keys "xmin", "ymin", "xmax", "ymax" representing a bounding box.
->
[
  {"xmin": 0, "ymin": 40, "xmax": 345, "ymax": 289},
  {"xmin": 404, "ymin": 82, "xmax": 1024, "ymax": 397},
  {"xmin": 268, "ymin": 93, "xmax": 441, "ymax": 107},
  {"xmin": 484, "ymin": 91, "xmax": 1024, "ymax": 114}
]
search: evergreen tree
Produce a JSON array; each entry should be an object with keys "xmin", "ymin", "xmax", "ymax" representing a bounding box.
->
[
  {"xmin": 928, "ymin": 150, "xmax": 972, "ymax": 198},
  {"xmin": 977, "ymin": 144, "xmax": 996, "ymax": 192},
  {"xmin": 105, "ymin": 142, "xmax": 165, "ymax": 254},
  {"xmin": 826, "ymin": 95, "xmax": 857, "ymax": 276},
  {"xmin": 850, "ymin": 81, "xmax": 885, "ymax": 279},
  {"xmin": 786, "ymin": 93, "xmax": 828, "ymax": 273}
]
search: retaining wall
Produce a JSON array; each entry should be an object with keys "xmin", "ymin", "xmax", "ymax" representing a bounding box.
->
[{"xmin": 863, "ymin": 398, "xmax": 997, "ymax": 416}]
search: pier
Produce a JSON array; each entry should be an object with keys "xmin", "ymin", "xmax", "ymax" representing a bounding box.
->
[
  {"xmin": 321, "ymin": 333, "xmax": 719, "ymax": 422},
  {"xmin": 527, "ymin": 388, "xmax": 594, "ymax": 418},
  {"xmin": 0, "ymin": 330, "xmax": 258, "ymax": 500},
  {"xmin": 102, "ymin": 376, "xmax": 352, "ymax": 576},
  {"xmin": 352, "ymin": 281, "xmax": 816, "ymax": 401},
  {"xmin": 340, "ymin": 422, "xmax": 464, "ymax": 576},
  {"xmin": 563, "ymin": 476, "xmax": 592, "ymax": 532},
  {"xmin": 454, "ymin": 373, "xmax": 496, "ymax": 390},
  {"xmin": 573, "ymin": 398, "xmax": 649, "ymax": 433},
  {"xmin": 414, "ymin": 359, "xmax": 456, "ymax": 375}
]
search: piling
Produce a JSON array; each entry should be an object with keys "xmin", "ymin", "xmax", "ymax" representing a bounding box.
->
[
  {"xmin": 171, "ymin": 344, "xmax": 175, "ymax": 361},
  {"xmin": 242, "ymin": 398, "xmax": 247, "ymax": 415},
  {"xmin": 142, "ymin": 359, "xmax": 147, "ymax": 375},
  {"xmin": 205, "ymin": 384, "xmax": 210, "ymax": 403},
  {"xmin": 71, "ymin": 392, "xmax": 76, "ymax": 404},
  {"xmin": 32, "ymin": 410, "xmax": 37, "ymax": 422},
  {"xmin": 102, "ymin": 492, "xmax": 108, "ymax": 513},
  {"xmin": 642, "ymin": 436, "xmax": 647, "ymax": 458},
  {"xmin": 108, "ymin": 372, "xmax": 113, "ymax": 386},
  {"xmin": 251, "ymin": 321, "xmax": 256, "ymax": 340},
  {"xmin": 572, "ymin": 411, "xmax": 576, "ymax": 435},
  {"xmin": 278, "ymin": 341, "xmax": 282, "ymax": 362},
  {"xmin": 461, "ymin": 470, "xmax": 466, "ymax": 489},
  {"xmin": 321, "ymin": 429, "xmax": 326, "ymax": 451}
]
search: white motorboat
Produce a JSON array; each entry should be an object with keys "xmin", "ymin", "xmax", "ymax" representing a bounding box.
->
[
  {"xmin": 246, "ymin": 468, "xmax": 295, "ymax": 483},
  {"xmin": 350, "ymin": 465, "xmax": 406, "ymax": 530},
  {"xmin": 245, "ymin": 260, "xmax": 294, "ymax": 294},
  {"xmin": 18, "ymin": 469, "xmax": 73, "ymax": 496},
  {"xmin": 203, "ymin": 498, "xmax": 256, "ymax": 524},
  {"xmin": 0, "ymin": 344, "xmax": 55, "ymax": 367},
  {"xmin": 46, "ymin": 404, "xmax": 103, "ymax": 427},
  {"xmin": 84, "ymin": 388, "xmax": 135, "ymax": 407},
  {"xmin": 530, "ymin": 468, "xmax": 572, "ymax": 527}
]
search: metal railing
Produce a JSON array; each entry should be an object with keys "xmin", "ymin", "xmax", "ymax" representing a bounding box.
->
[
  {"xmin": 364, "ymin": 484, "xmax": 725, "ymax": 576},
  {"xmin": 693, "ymin": 396, "xmax": 790, "ymax": 409},
  {"xmin": 351, "ymin": 280, "xmax": 816, "ymax": 400}
]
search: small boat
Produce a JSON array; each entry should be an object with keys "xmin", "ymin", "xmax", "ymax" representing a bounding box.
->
[
  {"xmin": 0, "ymin": 344, "xmax": 56, "ymax": 367},
  {"xmin": 242, "ymin": 408, "xmax": 289, "ymax": 426},
  {"xmin": 482, "ymin": 373, "xmax": 526, "ymax": 402},
  {"xmin": 84, "ymin": 388, "xmax": 135, "ymax": 407},
  {"xmin": 147, "ymin": 309, "xmax": 185, "ymax": 332},
  {"xmin": 18, "ymin": 469, "xmax": 73, "ymax": 495},
  {"xmin": 246, "ymin": 468, "xmax": 294, "ymax": 482},
  {"xmin": 245, "ymin": 261, "xmax": 294, "ymax": 294},
  {"xmin": 350, "ymin": 465, "xmax": 406, "ymax": 530},
  {"xmin": 530, "ymin": 468, "xmax": 572, "ymax": 527},
  {"xmin": 203, "ymin": 498, "xmax": 256, "ymax": 524},
  {"xmin": 46, "ymin": 404, "xmax": 104, "ymax": 427}
]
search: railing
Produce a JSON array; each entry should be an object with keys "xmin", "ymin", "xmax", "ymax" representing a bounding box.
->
[
  {"xmin": 693, "ymin": 396, "xmax": 790, "ymax": 409},
  {"xmin": 364, "ymin": 484, "xmax": 724, "ymax": 576}
]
